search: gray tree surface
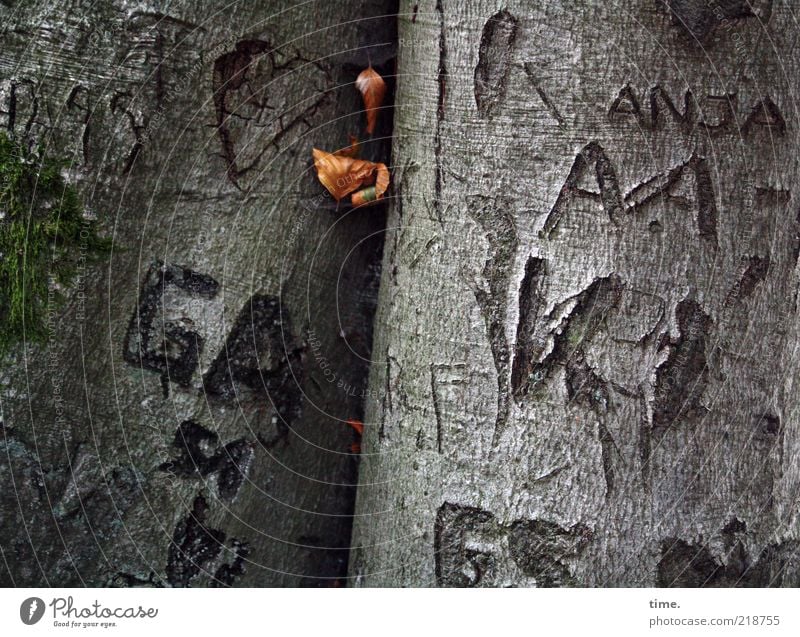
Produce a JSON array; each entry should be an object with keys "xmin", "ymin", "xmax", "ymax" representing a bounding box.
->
[
  {"xmin": 2, "ymin": 0, "xmax": 800, "ymax": 590},
  {"xmin": 350, "ymin": 0, "xmax": 800, "ymax": 586},
  {"xmin": 1, "ymin": 0, "xmax": 395, "ymax": 586}
]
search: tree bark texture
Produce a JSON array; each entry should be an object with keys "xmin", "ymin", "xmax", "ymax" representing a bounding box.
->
[
  {"xmin": 0, "ymin": 0, "xmax": 396, "ymax": 586},
  {"xmin": 350, "ymin": 0, "xmax": 800, "ymax": 586}
]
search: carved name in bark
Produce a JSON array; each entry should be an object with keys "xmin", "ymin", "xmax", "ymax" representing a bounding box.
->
[{"xmin": 435, "ymin": 502, "xmax": 591, "ymax": 587}]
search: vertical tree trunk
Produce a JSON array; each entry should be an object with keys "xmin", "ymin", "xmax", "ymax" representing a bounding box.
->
[
  {"xmin": 1, "ymin": 0, "xmax": 395, "ymax": 586},
  {"xmin": 351, "ymin": 0, "xmax": 800, "ymax": 586}
]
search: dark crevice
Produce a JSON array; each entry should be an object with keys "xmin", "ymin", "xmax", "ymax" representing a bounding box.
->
[
  {"xmin": 658, "ymin": 533, "xmax": 799, "ymax": 587},
  {"xmin": 468, "ymin": 197, "xmax": 518, "ymax": 442},
  {"xmin": 434, "ymin": 502, "xmax": 591, "ymax": 587},
  {"xmin": 742, "ymin": 95, "xmax": 786, "ymax": 136},
  {"xmin": 380, "ymin": 353, "xmax": 392, "ymax": 441},
  {"xmin": 662, "ymin": 0, "xmax": 772, "ymax": 42},
  {"xmin": 165, "ymin": 495, "xmax": 251, "ymax": 588},
  {"xmin": 566, "ymin": 351, "xmax": 616, "ymax": 499},
  {"xmin": 433, "ymin": 0, "xmax": 447, "ymax": 225},
  {"xmin": 5, "ymin": 81, "xmax": 17, "ymax": 131},
  {"xmin": 638, "ymin": 389, "xmax": 652, "ymax": 491},
  {"xmin": 158, "ymin": 420, "xmax": 254, "ymax": 503},
  {"xmin": 110, "ymin": 91, "xmax": 145, "ymax": 174},
  {"xmin": 324, "ymin": 3, "xmax": 399, "ymax": 584},
  {"xmin": 122, "ymin": 261, "xmax": 219, "ymax": 390},
  {"xmin": 515, "ymin": 273, "xmax": 624, "ymax": 397},
  {"xmin": 652, "ymin": 299, "xmax": 713, "ymax": 438},
  {"xmin": 201, "ymin": 294, "xmax": 304, "ymax": 431},
  {"xmin": 511, "ymin": 256, "xmax": 548, "ymax": 396},
  {"xmin": 693, "ymin": 156, "xmax": 718, "ymax": 244},
  {"xmin": 725, "ymin": 254, "xmax": 770, "ymax": 305},
  {"xmin": 210, "ymin": 540, "xmax": 251, "ymax": 587},
  {"xmin": 474, "ymin": 10, "xmax": 518, "ymax": 118},
  {"xmin": 430, "ymin": 364, "xmax": 443, "ymax": 453},
  {"xmin": 66, "ymin": 85, "xmax": 92, "ymax": 165},
  {"xmin": 166, "ymin": 496, "xmax": 226, "ymax": 587},
  {"xmin": 524, "ymin": 63, "xmax": 565, "ymax": 127},
  {"xmin": 212, "ymin": 39, "xmax": 273, "ymax": 186},
  {"xmin": 626, "ymin": 154, "xmax": 719, "ymax": 245}
]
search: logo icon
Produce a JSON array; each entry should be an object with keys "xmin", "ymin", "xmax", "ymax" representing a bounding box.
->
[{"xmin": 20, "ymin": 597, "xmax": 45, "ymax": 625}]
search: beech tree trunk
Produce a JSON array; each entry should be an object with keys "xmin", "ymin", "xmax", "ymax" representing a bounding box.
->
[
  {"xmin": 350, "ymin": 0, "xmax": 800, "ymax": 586},
  {"xmin": 4, "ymin": 0, "xmax": 800, "ymax": 589},
  {"xmin": 0, "ymin": 0, "xmax": 395, "ymax": 586}
]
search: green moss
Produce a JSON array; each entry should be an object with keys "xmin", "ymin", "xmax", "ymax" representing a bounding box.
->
[
  {"xmin": 566, "ymin": 326, "xmax": 587, "ymax": 349},
  {"xmin": 0, "ymin": 132, "xmax": 111, "ymax": 355}
]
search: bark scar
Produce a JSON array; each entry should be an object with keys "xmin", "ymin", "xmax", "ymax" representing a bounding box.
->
[{"xmin": 474, "ymin": 10, "xmax": 518, "ymax": 118}]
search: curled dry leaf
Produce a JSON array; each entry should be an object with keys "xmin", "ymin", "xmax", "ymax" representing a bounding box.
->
[
  {"xmin": 312, "ymin": 147, "xmax": 390, "ymax": 206},
  {"xmin": 355, "ymin": 66, "xmax": 387, "ymax": 134},
  {"xmin": 351, "ymin": 163, "xmax": 390, "ymax": 206}
]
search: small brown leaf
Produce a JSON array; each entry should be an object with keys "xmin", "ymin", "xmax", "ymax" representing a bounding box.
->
[
  {"xmin": 351, "ymin": 163, "xmax": 390, "ymax": 207},
  {"xmin": 355, "ymin": 66, "xmax": 386, "ymax": 134},
  {"xmin": 312, "ymin": 147, "xmax": 391, "ymax": 206}
]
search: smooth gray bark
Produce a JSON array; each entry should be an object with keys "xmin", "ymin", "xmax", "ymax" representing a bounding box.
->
[
  {"xmin": 351, "ymin": 0, "xmax": 800, "ymax": 586},
  {"xmin": 0, "ymin": 0, "xmax": 394, "ymax": 586}
]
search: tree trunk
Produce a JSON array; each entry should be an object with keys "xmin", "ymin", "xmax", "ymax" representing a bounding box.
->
[
  {"xmin": 350, "ymin": 0, "xmax": 800, "ymax": 586},
  {"xmin": 1, "ymin": 0, "xmax": 395, "ymax": 586}
]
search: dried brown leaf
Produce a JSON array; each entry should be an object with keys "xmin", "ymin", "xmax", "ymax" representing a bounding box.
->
[
  {"xmin": 312, "ymin": 147, "xmax": 391, "ymax": 206},
  {"xmin": 355, "ymin": 66, "xmax": 387, "ymax": 134}
]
